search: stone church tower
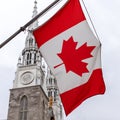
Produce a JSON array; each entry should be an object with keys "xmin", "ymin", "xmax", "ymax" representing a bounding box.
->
[{"xmin": 7, "ymin": 1, "xmax": 63, "ymax": 120}]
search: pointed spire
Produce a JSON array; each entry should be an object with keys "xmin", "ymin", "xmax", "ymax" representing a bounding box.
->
[
  {"xmin": 28, "ymin": 0, "xmax": 38, "ymax": 30},
  {"xmin": 24, "ymin": 0, "xmax": 39, "ymax": 50},
  {"xmin": 32, "ymin": 0, "xmax": 38, "ymax": 18},
  {"xmin": 17, "ymin": 0, "xmax": 41, "ymax": 67}
]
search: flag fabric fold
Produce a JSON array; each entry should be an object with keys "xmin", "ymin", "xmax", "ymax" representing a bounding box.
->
[{"xmin": 33, "ymin": 0, "xmax": 105, "ymax": 115}]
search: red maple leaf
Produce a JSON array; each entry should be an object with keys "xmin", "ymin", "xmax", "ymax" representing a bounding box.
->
[{"xmin": 54, "ymin": 36, "xmax": 95, "ymax": 76}]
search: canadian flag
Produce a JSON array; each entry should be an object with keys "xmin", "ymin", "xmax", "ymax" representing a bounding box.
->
[{"xmin": 33, "ymin": 0, "xmax": 106, "ymax": 115}]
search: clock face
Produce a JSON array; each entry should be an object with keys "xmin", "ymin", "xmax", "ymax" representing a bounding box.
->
[{"xmin": 21, "ymin": 72, "xmax": 34, "ymax": 85}]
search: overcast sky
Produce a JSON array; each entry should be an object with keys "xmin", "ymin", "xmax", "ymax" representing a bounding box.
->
[{"xmin": 0, "ymin": 0, "xmax": 120, "ymax": 120}]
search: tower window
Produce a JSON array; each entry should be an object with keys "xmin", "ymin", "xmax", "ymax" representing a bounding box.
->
[
  {"xmin": 29, "ymin": 53, "xmax": 32, "ymax": 64},
  {"xmin": 54, "ymin": 79, "xmax": 56, "ymax": 84},
  {"xmin": 48, "ymin": 90, "xmax": 52, "ymax": 97},
  {"xmin": 54, "ymin": 89, "xmax": 57, "ymax": 101},
  {"xmin": 29, "ymin": 38, "xmax": 33, "ymax": 47},
  {"xmin": 19, "ymin": 96, "xmax": 28, "ymax": 120},
  {"xmin": 34, "ymin": 54, "xmax": 36, "ymax": 64},
  {"xmin": 42, "ymin": 101, "xmax": 45, "ymax": 120},
  {"xmin": 49, "ymin": 78, "xmax": 52, "ymax": 85},
  {"xmin": 26, "ymin": 52, "xmax": 32, "ymax": 65},
  {"xmin": 27, "ymin": 53, "xmax": 29, "ymax": 65}
]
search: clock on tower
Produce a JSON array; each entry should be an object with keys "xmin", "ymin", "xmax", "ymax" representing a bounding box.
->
[{"xmin": 21, "ymin": 72, "xmax": 34, "ymax": 85}]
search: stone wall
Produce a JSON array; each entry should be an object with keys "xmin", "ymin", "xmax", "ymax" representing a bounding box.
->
[{"xmin": 7, "ymin": 85, "xmax": 51, "ymax": 120}]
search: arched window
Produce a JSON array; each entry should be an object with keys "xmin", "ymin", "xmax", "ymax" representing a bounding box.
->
[
  {"xmin": 42, "ymin": 101, "xmax": 45, "ymax": 120},
  {"xmin": 19, "ymin": 96, "xmax": 28, "ymax": 120},
  {"xmin": 27, "ymin": 53, "xmax": 29, "ymax": 65},
  {"xmin": 48, "ymin": 90, "xmax": 52, "ymax": 97},
  {"xmin": 54, "ymin": 89, "xmax": 57, "ymax": 101},
  {"xmin": 50, "ymin": 117, "xmax": 55, "ymax": 120},
  {"xmin": 29, "ymin": 38, "xmax": 33, "ymax": 47},
  {"xmin": 29, "ymin": 53, "xmax": 32, "ymax": 64},
  {"xmin": 53, "ymin": 79, "xmax": 56, "ymax": 85},
  {"xmin": 49, "ymin": 78, "xmax": 52, "ymax": 85},
  {"xmin": 34, "ymin": 53, "xmax": 36, "ymax": 64}
]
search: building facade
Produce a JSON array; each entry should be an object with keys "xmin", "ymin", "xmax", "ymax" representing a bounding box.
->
[{"xmin": 7, "ymin": 1, "xmax": 63, "ymax": 120}]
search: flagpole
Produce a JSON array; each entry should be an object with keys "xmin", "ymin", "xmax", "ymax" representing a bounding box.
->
[
  {"xmin": 0, "ymin": 0, "xmax": 62, "ymax": 49},
  {"xmin": 81, "ymin": 0, "xmax": 100, "ymax": 41}
]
